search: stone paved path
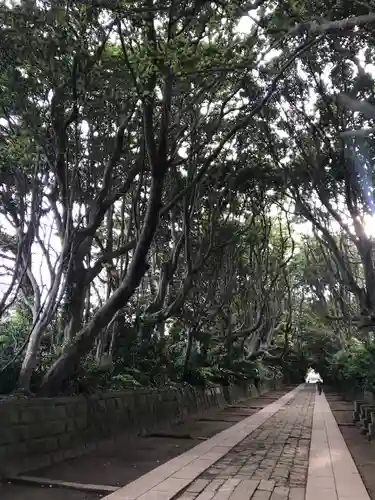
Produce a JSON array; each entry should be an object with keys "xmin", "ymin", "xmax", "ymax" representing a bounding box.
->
[
  {"xmin": 175, "ymin": 388, "xmax": 314, "ymax": 500},
  {"xmin": 103, "ymin": 386, "xmax": 371, "ymax": 500}
]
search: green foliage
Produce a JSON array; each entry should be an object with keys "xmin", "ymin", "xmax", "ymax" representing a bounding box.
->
[
  {"xmin": 0, "ymin": 306, "xmax": 30, "ymax": 357},
  {"xmin": 111, "ymin": 374, "xmax": 142, "ymax": 390},
  {"xmin": 79, "ymin": 363, "xmax": 143, "ymax": 392},
  {"xmin": 297, "ymin": 329, "xmax": 340, "ymax": 378},
  {"xmin": 0, "ymin": 304, "xmax": 31, "ymax": 393},
  {"xmin": 51, "ymin": 327, "xmax": 281, "ymax": 395},
  {"xmin": 329, "ymin": 340, "xmax": 375, "ymax": 393}
]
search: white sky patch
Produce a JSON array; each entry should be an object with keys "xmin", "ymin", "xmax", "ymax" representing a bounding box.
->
[
  {"xmin": 363, "ymin": 213, "xmax": 375, "ymax": 237},
  {"xmin": 358, "ymin": 48, "xmax": 375, "ymax": 78},
  {"xmin": 235, "ymin": 15, "xmax": 256, "ymax": 35}
]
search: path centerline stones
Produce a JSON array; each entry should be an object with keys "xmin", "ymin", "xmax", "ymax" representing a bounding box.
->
[{"xmin": 103, "ymin": 386, "xmax": 303, "ymax": 500}]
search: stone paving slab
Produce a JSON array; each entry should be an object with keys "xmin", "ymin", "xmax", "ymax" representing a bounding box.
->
[
  {"xmin": 103, "ymin": 386, "xmax": 302, "ymax": 500},
  {"xmin": 306, "ymin": 390, "xmax": 371, "ymax": 500}
]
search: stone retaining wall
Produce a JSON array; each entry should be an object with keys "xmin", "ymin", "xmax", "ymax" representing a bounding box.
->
[
  {"xmin": 0, "ymin": 380, "xmax": 279, "ymax": 476},
  {"xmin": 333, "ymin": 382, "xmax": 365, "ymax": 401}
]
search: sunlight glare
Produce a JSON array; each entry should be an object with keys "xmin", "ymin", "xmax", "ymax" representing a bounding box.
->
[{"xmin": 363, "ymin": 213, "xmax": 375, "ymax": 238}]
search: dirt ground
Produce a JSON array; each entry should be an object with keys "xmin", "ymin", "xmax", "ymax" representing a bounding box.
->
[
  {"xmin": 0, "ymin": 484, "xmax": 103, "ymax": 500},
  {"xmin": 0, "ymin": 386, "xmax": 293, "ymax": 499},
  {"xmin": 326, "ymin": 390, "xmax": 375, "ymax": 500}
]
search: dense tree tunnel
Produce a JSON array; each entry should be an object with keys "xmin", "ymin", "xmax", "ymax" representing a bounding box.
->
[{"xmin": 1, "ymin": 1, "xmax": 375, "ymax": 397}]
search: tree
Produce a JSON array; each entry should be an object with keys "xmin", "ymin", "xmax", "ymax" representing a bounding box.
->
[{"xmin": 2, "ymin": 0, "xmax": 375, "ymax": 395}]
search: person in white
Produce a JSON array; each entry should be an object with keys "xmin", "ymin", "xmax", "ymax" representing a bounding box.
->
[{"xmin": 305, "ymin": 368, "xmax": 323, "ymax": 394}]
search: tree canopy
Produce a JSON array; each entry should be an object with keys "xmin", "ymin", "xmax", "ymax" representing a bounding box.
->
[{"xmin": 1, "ymin": 0, "xmax": 375, "ymax": 396}]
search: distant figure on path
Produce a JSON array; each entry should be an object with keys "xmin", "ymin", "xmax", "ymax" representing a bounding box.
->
[{"xmin": 305, "ymin": 368, "xmax": 323, "ymax": 394}]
